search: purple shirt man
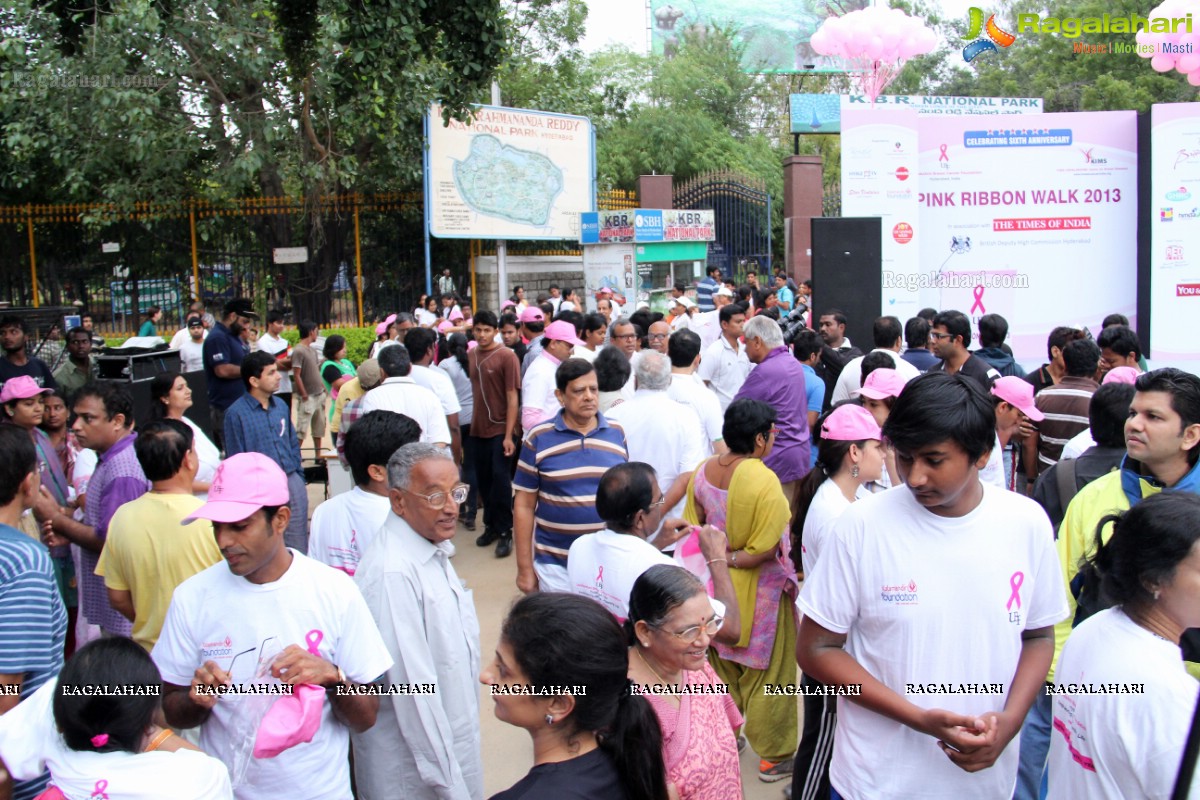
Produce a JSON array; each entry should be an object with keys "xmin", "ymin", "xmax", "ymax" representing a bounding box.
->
[
  {"xmin": 81, "ymin": 432, "xmax": 149, "ymax": 635},
  {"xmin": 734, "ymin": 317, "xmax": 812, "ymax": 485}
]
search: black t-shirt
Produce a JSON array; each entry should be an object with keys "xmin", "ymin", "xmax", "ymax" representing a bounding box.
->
[
  {"xmin": 926, "ymin": 352, "xmax": 999, "ymax": 390},
  {"xmin": 0, "ymin": 356, "xmax": 58, "ymax": 394},
  {"xmin": 1024, "ymin": 364, "xmax": 1055, "ymax": 396},
  {"xmin": 488, "ymin": 748, "xmax": 628, "ymax": 800}
]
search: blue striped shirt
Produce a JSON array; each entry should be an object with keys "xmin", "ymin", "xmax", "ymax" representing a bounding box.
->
[
  {"xmin": 0, "ymin": 523, "xmax": 66, "ymax": 800},
  {"xmin": 513, "ymin": 411, "xmax": 628, "ymax": 568}
]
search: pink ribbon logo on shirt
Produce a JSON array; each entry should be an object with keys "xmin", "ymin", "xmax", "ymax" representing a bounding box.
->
[
  {"xmin": 91, "ymin": 781, "xmax": 109, "ymax": 799},
  {"xmin": 970, "ymin": 284, "xmax": 987, "ymax": 314},
  {"xmin": 305, "ymin": 629, "xmax": 323, "ymax": 657},
  {"xmin": 1006, "ymin": 572, "xmax": 1024, "ymax": 611}
]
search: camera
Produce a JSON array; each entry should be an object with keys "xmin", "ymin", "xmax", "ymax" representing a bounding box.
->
[{"xmin": 780, "ymin": 303, "xmax": 810, "ymax": 347}]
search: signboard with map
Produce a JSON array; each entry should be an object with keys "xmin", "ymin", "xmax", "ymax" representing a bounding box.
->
[{"xmin": 425, "ymin": 104, "xmax": 596, "ymax": 240}]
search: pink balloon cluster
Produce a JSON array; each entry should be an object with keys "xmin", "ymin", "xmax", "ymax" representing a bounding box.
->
[
  {"xmin": 811, "ymin": 6, "xmax": 937, "ymax": 103},
  {"xmin": 811, "ymin": 5, "xmax": 938, "ymax": 64},
  {"xmin": 1137, "ymin": 0, "xmax": 1200, "ymax": 86}
]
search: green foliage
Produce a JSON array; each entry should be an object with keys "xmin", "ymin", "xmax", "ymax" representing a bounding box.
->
[{"xmin": 280, "ymin": 326, "xmax": 375, "ymax": 364}]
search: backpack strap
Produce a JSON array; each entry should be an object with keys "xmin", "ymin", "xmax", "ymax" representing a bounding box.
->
[{"xmin": 1056, "ymin": 458, "xmax": 1079, "ymax": 513}]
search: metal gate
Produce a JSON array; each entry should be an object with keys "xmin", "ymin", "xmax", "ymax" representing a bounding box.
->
[{"xmin": 672, "ymin": 170, "xmax": 771, "ymax": 277}]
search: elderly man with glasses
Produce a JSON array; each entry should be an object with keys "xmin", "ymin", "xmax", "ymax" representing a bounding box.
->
[{"xmin": 352, "ymin": 442, "xmax": 482, "ymax": 800}]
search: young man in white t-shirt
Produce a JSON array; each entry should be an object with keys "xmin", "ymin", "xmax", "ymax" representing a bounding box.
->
[
  {"xmin": 797, "ymin": 372, "xmax": 1068, "ymax": 800},
  {"xmin": 309, "ymin": 410, "xmax": 420, "ymax": 575},
  {"xmin": 153, "ymin": 453, "xmax": 393, "ymax": 800},
  {"xmin": 256, "ymin": 311, "xmax": 294, "ymax": 412}
]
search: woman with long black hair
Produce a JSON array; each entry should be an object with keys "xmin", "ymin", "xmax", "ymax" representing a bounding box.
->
[{"xmin": 482, "ymin": 593, "xmax": 669, "ymax": 800}]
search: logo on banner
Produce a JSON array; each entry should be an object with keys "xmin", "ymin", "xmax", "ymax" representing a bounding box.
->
[
  {"xmin": 1167, "ymin": 187, "xmax": 1192, "ymax": 201},
  {"xmin": 950, "ymin": 236, "xmax": 972, "ymax": 254},
  {"xmin": 1167, "ymin": 245, "xmax": 1185, "ymax": 261},
  {"xmin": 962, "ymin": 7, "xmax": 1016, "ymax": 62},
  {"xmin": 939, "ymin": 143, "xmax": 951, "ymax": 169},
  {"xmin": 895, "ymin": 166, "xmax": 910, "ymax": 181},
  {"xmin": 848, "ymin": 170, "xmax": 878, "ymax": 179},
  {"xmin": 887, "ymin": 189, "xmax": 913, "ymax": 200},
  {"xmin": 1180, "ymin": 208, "xmax": 1200, "ymax": 219},
  {"xmin": 1079, "ymin": 147, "xmax": 1108, "ymax": 165},
  {"xmin": 1177, "ymin": 283, "xmax": 1200, "ymax": 297},
  {"xmin": 1175, "ymin": 149, "xmax": 1200, "ymax": 170},
  {"xmin": 1162, "ymin": 208, "xmax": 1175, "ymax": 222},
  {"xmin": 893, "ymin": 222, "xmax": 914, "ymax": 244}
]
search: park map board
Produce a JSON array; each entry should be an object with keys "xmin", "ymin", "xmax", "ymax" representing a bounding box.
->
[{"xmin": 426, "ymin": 105, "xmax": 596, "ymax": 240}]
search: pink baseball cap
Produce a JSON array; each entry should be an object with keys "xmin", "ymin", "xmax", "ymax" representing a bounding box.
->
[
  {"xmin": 519, "ymin": 306, "xmax": 545, "ymax": 324},
  {"xmin": 821, "ymin": 404, "xmax": 883, "ymax": 442},
  {"xmin": 991, "ymin": 375, "xmax": 1045, "ymax": 421},
  {"xmin": 857, "ymin": 368, "xmax": 905, "ymax": 400},
  {"xmin": 1103, "ymin": 366, "xmax": 1139, "ymax": 386},
  {"xmin": 436, "ymin": 319, "xmax": 454, "ymax": 333},
  {"xmin": 184, "ymin": 453, "xmax": 290, "ymax": 524},
  {"xmin": 449, "ymin": 309, "xmax": 465, "ymax": 322},
  {"xmin": 0, "ymin": 375, "xmax": 52, "ymax": 404},
  {"xmin": 500, "ymin": 299, "xmax": 516, "ymax": 311},
  {"xmin": 596, "ymin": 287, "xmax": 614, "ymax": 297},
  {"xmin": 543, "ymin": 320, "xmax": 585, "ymax": 347}
]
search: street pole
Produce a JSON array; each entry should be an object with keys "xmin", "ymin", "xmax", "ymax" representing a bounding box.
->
[{"xmin": 491, "ymin": 81, "xmax": 508, "ymax": 304}]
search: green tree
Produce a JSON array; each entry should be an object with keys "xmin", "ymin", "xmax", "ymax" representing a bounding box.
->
[{"xmin": 0, "ymin": 0, "xmax": 510, "ymax": 320}]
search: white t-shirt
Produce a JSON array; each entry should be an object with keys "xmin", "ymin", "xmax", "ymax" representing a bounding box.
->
[
  {"xmin": 521, "ymin": 354, "xmax": 562, "ymax": 431},
  {"xmin": 606, "ymin": 391, "xmax": 706, "ymax": 521},
  {"xmin": 181, "ymin": 415, "xmax": 221, "ymax": 502},
  {"xmin": 797, "ymin": 483, "xmax": 1069, "ymax": 800},
  {"xmin": 0, "ymin": 680, "xmax": 232, "ymax": 800},
  {"xmin": 359, "ymin": 378, "xmax": 452, "ymax": 446},
  {"xmin": 831, "ymin": 349, "xmax": 921, "ymax": 404},
  {"xmin": 697, "ymin": 336, "xmax": 752, "ymax": 412},
  {"xmin": 666, "ymin": 373, "xmax": 724, "ymax": 455},
  {"xmin": 309, "ymin": 487, "xmax": 392, "ymax": 577},
  {"xmin": 415, "ymin": 308, "xmax": 439, "ymax": 328},
  {"xmin": 1048, "ymin": 608, "xmax": 1200, "ymax": 800},
  {"xmin": 152, "ymin": 552, "xmax": 394, "ymax": 800},
  {"xmin": 411, "ymin": 363, "xmax": 461, "ymax": 419},
  {"xmin": 567, "ymin": 530, "xmax": 675, "ymax": 620},
  {"xmin": 979, "ymin": 433, "xmax": 1007, "ymax": 490},
  {"xmin": 180, "ymin": 339, "xmax": 207, "ymax": 374},
  {"xmin": 1060, "ymin": 429, "xmax": 1095, "ymax": 461},
  {"xmin": 571, "ymin": 346, "xmax": 599, "ymax": 363},
  {"xmin": 799, "ymin": 479, "xmax": 870, "ymax": 578},
  {"xmin": 257, "ymin": 333, "xmax": 292, "ymax": 394}
]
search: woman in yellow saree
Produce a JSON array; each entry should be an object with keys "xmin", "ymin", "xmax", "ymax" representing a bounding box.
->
[{"xmin": 683, "ymin": 397, "xmax": 798, "ymax": 783}]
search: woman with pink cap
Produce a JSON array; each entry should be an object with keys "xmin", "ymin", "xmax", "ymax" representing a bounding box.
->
[
  {"xmin": 2, "ymin": 376, "xmax": 70, "ymax": 536},
  {"xmin": 857, "ymin": 367, "xmax": 906, "ymax": 488},
  {"xmin": 789, "ymin": 403, "xmax": 885, "ymax": 800}
]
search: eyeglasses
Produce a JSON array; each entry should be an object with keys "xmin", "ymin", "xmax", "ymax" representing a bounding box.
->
[
  {"xmin": 928, "ymin": 332, "xmax": 954, "ymax": 341},
  {"xmin": 613, "ymin": 333, "xmax": 638, "ymax": 341},
  {"xmin": 648, "ymin": 494, "xmax": 666, "ymax": 509},
  {"xmin": 648, "ymin": 333, "xmax": 668, "ymax": 341},
  {"xmin": 404, "ymin": 484, "xmax": 470, "ymax": 510},
  {"xmin": 652, "ymin": 615, "xmax": 724, "ymax": 644}
]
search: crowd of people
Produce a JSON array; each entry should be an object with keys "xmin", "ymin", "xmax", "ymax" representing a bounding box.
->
[{"xmin": 0, "ymin": 270, "xmax": 1198, "ymax": 800}]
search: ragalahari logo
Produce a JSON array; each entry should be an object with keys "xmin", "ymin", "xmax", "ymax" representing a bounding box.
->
[{"xmin": 963, "ymin": 7, "xmax": 1016, "ymax": 62}]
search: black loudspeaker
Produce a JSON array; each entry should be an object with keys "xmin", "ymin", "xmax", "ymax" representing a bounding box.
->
[{"xmin": 811, "ymin": 217, "xmax": 883, "ymax": 352}]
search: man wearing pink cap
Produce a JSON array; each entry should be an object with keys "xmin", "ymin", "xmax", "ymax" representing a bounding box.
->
[
  {"xmin": 985, "ymin": 376, "xmax": 1045, "ymax": 492},
  {"xmin": 155, "ymin": 453, "xmax": 393, "ymax": 800},
  {"xmin": 520, "ymin": 320, "xmax": 584, "ymax": 433},
  {"xmin": 518, "ymin": 306, "xmax": 546, "ymax": 378}
]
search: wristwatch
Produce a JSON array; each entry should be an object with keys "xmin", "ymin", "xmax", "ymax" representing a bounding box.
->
[{"xmin": 324, "ymin": 665, "xmax": 348, "ymax": 694}]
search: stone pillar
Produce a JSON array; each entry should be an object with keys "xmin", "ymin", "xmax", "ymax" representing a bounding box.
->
[
  {"xmin": 637, "ymin": 175, "xmax": 674, "ymax": 210},
  {"xmin": 783, "ymin": 155, "xmax": 824, "ymax": 280}
]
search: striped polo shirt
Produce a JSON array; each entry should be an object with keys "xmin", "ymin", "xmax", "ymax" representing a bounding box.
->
[
  {"xmin": 0, "ymin": 523, "xmax": 66, "ymax": 800},
  {"xmin": 513, "ymin": 411, "xmax": 628, "ymax": 568},
  {"xmin": 1035, "ymin": 376, "xmax": 1099, "ymax": 470}
]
